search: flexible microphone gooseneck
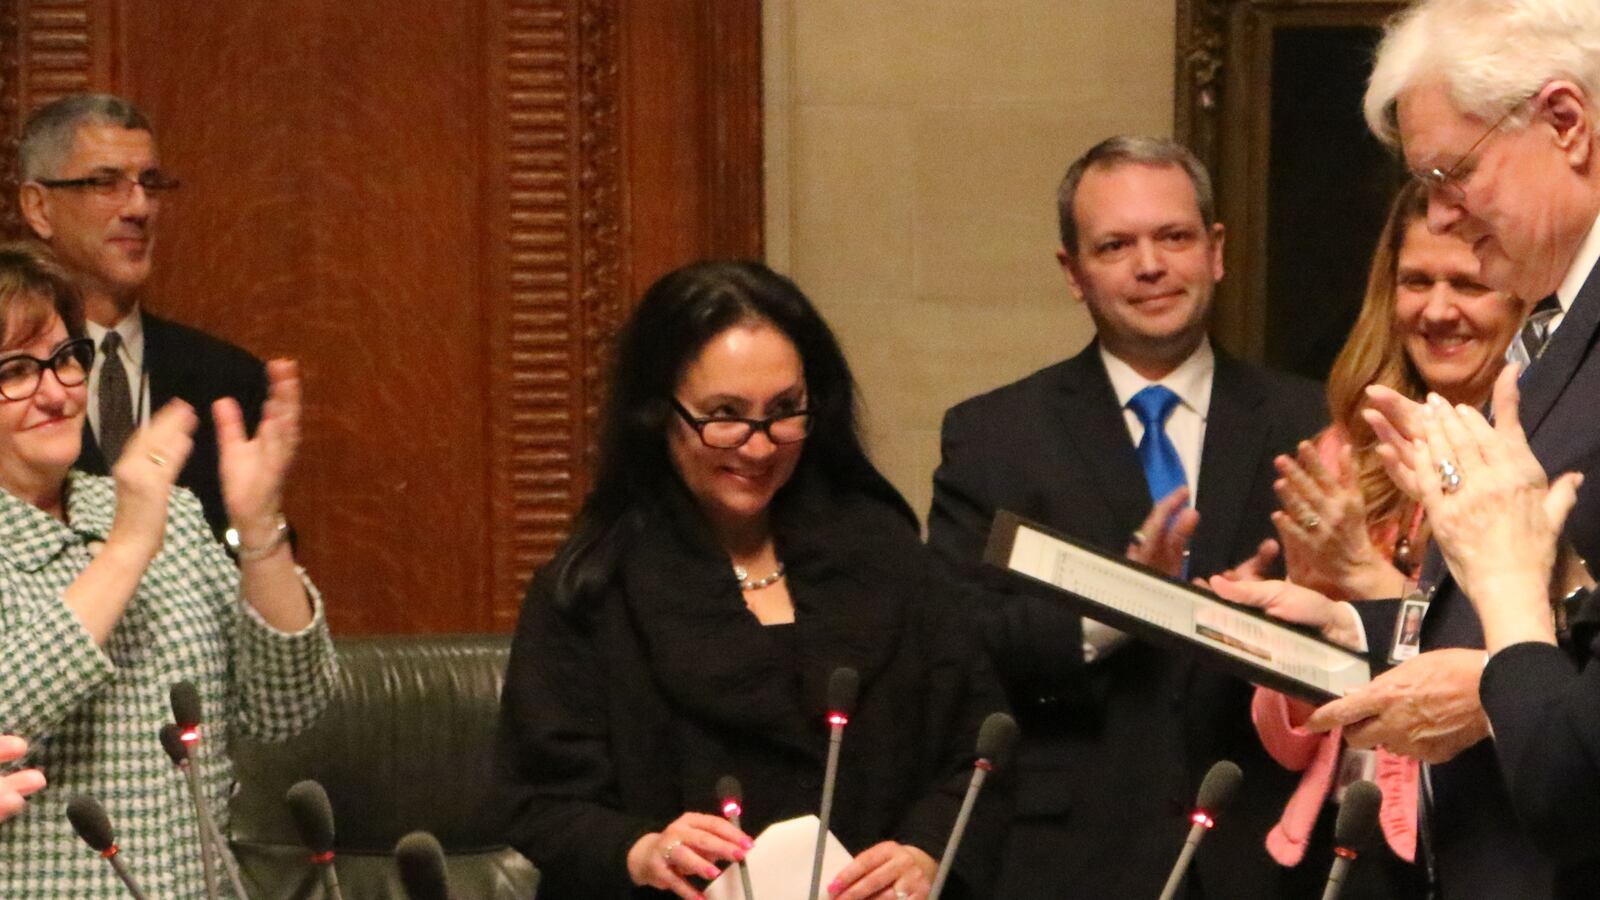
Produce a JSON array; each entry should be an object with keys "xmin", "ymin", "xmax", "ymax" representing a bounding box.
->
[
  {"xmin": 1156, "ymin": 759, "xmax": 1244, "ymax": 900},
  {"xmin": 395, "ymin": 830, "xmax": 451, "ymax": 900},
  {"xmin": 928, "ymin": 712, "xmax": 1019, "ymax": 900},
  {"xmin": 158, "ymin": 724, "xmax": 249, "ymax": 900},
  {"xmin": 168, "ymin": 681, "xmax": 219, "ymax": 900},
  {"xmin": 809, "ymin": 666, "xmax": 860, "ymax": 900},
  {"xmin": 286, "ymin": 779, "xmax": 346, "ymax": 900},
  {"xmin": 717, "ymin": 775, "xmax": 756, "ymax": 900},
  {"xmin": 1321, "ymin": 780, "xmax": 1383, "ymax": 900},
  {"xmin": 67, "ymin": 794, "xmax": 151, "ymax": 900}
]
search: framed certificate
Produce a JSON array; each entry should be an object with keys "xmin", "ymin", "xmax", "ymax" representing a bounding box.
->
[{"xmin": 983, "ymin": 510, "xmax": 1370, "ymax": 704}]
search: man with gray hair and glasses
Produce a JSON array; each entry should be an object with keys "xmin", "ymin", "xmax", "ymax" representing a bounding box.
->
[
  {"xmin": 16, "ymin": 93, "xmax": 266, "ymax": 542},
  {"xmin": 1217, "ymin": 0, "xmax": 1600, "ymax": 896}
]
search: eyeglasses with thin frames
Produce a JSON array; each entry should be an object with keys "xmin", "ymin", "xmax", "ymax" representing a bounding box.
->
[
  {"xmin": 1413, "ymin": 94, "xmax": 1536, "ymax": 203},
  {"xmin": 34, "ymin": 170, "xmax": 181, "ymax": 205},
  {"xmin": 0, "ymin": 337, "xmax": 95, "ymax": 402},
  {"xmin": 671, "ymin": 398, "xmax": 813, "ymax": 449}
]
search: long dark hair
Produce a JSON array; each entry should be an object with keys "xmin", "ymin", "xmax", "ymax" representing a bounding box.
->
[{"xmin": 548, "ymin": 260, "xmax": 913, "ymax": 612}]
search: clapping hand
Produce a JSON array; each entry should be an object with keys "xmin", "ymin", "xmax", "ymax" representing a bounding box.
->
[
  {"xmin": 1125, "ymin": 487, "xmax": 1200, "ymax": 578},
  {"xmin": 107, "ymin": 400, "xmax": 197, "ymax": 562},
  {"xmin": 218, "ymin": 360, "xmax": 301, "ymax": 548},
  {"xmin": 1364, "ymin": 367, "xmax": 1581, "ymax": 651},
  {"xmin": 1271, "ymin": 441, "xmax": 1404, "ymax": 600},
  {"xmin": 0, "ymin": 735, "xmax": 45, "ymax": 822}
]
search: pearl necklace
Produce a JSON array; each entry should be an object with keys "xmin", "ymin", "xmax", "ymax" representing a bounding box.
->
[{"xmin": 734, "ymin": 562, "xmax": 786, "ymax": 591}]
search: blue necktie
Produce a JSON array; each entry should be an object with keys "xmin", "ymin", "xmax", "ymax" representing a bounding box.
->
[{"xmin": 1128, "ymin": 384, "xmax": 1188, "ymax": 506}]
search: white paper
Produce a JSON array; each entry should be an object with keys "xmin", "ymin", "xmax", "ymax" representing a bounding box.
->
[{"xmin": 704, "ymin": 814, "xmax": 853, "ymax": 900}]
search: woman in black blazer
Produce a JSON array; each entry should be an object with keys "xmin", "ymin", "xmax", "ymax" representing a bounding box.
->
[{"xmin": 495, "ymin": 261, "xmax": 1009, "ymax": 900}]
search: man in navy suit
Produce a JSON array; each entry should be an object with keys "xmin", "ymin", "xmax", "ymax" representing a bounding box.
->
[
  {"xmin": 16, "ymin": 94, "xmax": 265, "ymax": 541},
  {"xmin": 1216, "ymin": 2, "xmax": 1600, "ymax": 895},
  {"xmin": 928, "ymin": 136, "xmax": 1325, "ymax": 898}
]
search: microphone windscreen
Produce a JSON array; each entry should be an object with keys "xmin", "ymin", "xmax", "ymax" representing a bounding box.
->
[
  {"xmin": 976, "ymin": 712, "xmax": 1020, "ymax": 769},
  {"xmin": 827, "ymin": 666, "xmax": 860, "ymax": 716},
  {"xmin": 1334, "ymin": 780, "xmax": 1383, "ymax": 849},
  {"xmin": 716, "ymin": 775, "xmax": 743, "ymax": 805},
  {"xmin": 1195, "ymin": 760, "xmax": 1244, "ymax": 815},
  {"xmin": 66, "ymin": 794, "xmax": 115, "ymax": 852},
  {"xmin": 285, "ymin": 780, "xmax": 337, "ymax": 855},
  {"xmin": 169, "ymin": 681, "xmax": 203, "ymax": 728},
  {"xmin": 158, "ymin": 723, "xmax": 188, "ymax": 766},
  {"xmin": 395, "ymin": 830, "xmax": 450, "ymax": 900}
]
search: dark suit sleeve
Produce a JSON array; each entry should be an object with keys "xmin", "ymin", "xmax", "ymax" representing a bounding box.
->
[
  {"xmin": 495, "ymin": 573, "xmax": 656, "ymax": 897},
  {"xmin": 1480, "ymin": 633, "xmax": 1600, "ymax": 863},
  {"xmin": 927, "ymin": 404, "xmax": 1086, "ymax": 710}
]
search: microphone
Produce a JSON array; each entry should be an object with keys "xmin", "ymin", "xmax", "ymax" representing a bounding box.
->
[
  {"xmin": 928, "ymin": 712, "xmax": 1018, "ymax": 900},
  {"xmin": 169, "ymin": 681, "xmax": 203, "ymax": 733},
  {"xmin": 157, "ymin": 725, "xmax": 249, "ymax": 900},
  {"xmin": 286, "ymin": 780, "xmax": 346, "ymax": 900},
  {"xmin": 809, "ymin": 666, "xmax": 859, "ymax": 900},
  {"xmin": 395, "ymin": 830, "xmax": 451, "ymax": 900},
  {"xmin": 67, "ymin": 794, "xmax": 151, "ymax": 900},
  {"xmin": 1157, "ymin": 759, "xmax": 1243, "ymax": 900},
  {"xmin": 168, "ymin": 682, "xmax": 219, "ymax": 900},
  {"xmin": 1321, "ymin": 780, "xmax": 1382, "ymax": 900},
  {"xmin": 717, "ymin": 775, "xmax": 755, "ymax": 900}
]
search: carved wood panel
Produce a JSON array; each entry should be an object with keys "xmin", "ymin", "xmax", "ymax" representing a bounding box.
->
[{"xmin": 0, "ymin": 0, "xmax": 762, "ymax": 634}]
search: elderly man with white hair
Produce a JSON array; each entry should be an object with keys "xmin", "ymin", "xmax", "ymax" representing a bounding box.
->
[{"xmin": 1212, "ymin": 0, "xmax": 1600, "ymax": 896}]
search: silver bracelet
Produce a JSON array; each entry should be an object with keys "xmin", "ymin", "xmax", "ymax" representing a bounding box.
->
[{"xmin": 225, "ymin": 514, "xmax": 289, "ymax": 562}]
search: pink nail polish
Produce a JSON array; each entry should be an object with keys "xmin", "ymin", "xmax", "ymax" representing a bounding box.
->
[
  {"xmin": 741, "ymin": 838, "xmax": 754, "ymax": 849},
  {"xmin": 705, "ymin": 866, "xmax": 718, "ymax": 878}
]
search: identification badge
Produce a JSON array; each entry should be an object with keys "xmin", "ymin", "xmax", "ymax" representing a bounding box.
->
[{"xmin": 1390, "ymin": 587, "xmax": 1429, "ymax": 664}]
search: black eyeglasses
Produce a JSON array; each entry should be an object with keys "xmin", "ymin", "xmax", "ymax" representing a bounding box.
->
[
  {"xmin": 671, "ymin": 398, "xmax": 813, "ymax": 449},
  {"xmin": 34, "ymin": 170, "xmax": 181, "ymax": 204},
  {"xmin": 0, "ymin": 338, "xmax": 95, "ymax": 401}
]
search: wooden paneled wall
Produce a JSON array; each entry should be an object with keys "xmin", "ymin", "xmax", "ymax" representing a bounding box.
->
[{"xmin": 1, "ymin": 0, "xmax": 762, "ymax": 633}]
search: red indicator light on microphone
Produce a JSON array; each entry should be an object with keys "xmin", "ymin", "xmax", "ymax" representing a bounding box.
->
[
  {"xmin": 1335, "ymin": 846, "xmax": 1358, "ymax": 860},
  {"xmin": 721, "ymin": 799, "xmax": 742, "ymax": 818},
  {"xmin": 827, "ymin": 712, "xmax": 848, "ymax": 727},
  {"xmin": 179, "ymin": 728, "xmax": 200, "ymax": 744},
  {"xmin": 1191, "ymin": 811, "xmax": 1215, "ymax": 830}
]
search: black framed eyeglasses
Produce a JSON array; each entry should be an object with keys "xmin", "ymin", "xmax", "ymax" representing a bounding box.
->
[
  {"xmin": 0, "ymin": 337, "xmax": 95, "ymax": 401},
  {"xmin": 34, "ymin": 170, "xmax": 181, "ymax": 203},
  {"xmin": 671, "ymin": 398, "xmax": 813, "ymax": 449},
  {"xmin": 1412, "ymin": 94, "xmax": 1536, "ymax": 203}
]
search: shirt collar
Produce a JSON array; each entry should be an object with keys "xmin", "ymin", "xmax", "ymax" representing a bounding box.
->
[
  {"xmin": 1556, "ymin": 211, "xmax": 1600, "ymax": 314},
  {"xmin": 84, "ymin": 305, "xmax": 145, "ymax": 369},
  {"xmin": 0, "ymin": 473, "xmax": 113, "ymax": 572},
  {"xmin": 1099, "ymin": 337, "xmax": 1215, "ymax": 420}
]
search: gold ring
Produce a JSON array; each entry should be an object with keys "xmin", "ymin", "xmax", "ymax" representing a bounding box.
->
[
  {"xmin": 1300, "ymin": 514, "xmax": 1321, "ymax": 530},
  {"xmin": 147, "ymin": 452, "xmax": 167, "ymax": 467}
]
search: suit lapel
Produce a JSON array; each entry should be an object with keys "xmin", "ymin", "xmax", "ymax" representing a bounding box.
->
[
  {"xmin": 140, "ymin": 313, "xmax": 178, "ymax": 412},
  {"xmin": 1190, "ymin": 352, "xmax": 1267, "ymax": 577},
  {"xmin": 1520, "ymin": 270, "xmax": 1600, "ymax": 439},
  {"xmin": 1052, "ymin": 345, "xmax": 1154, "ymax": 535}
]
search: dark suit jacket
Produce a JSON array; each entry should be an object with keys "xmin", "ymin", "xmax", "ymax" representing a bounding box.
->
[
  {"xmin": 927, "ymin": 341, "xmax": 1325, "ymax": 899},
  {"xmin": 75, "ymin": 312, "xmax": 267, "ymax": 540},
  {"xmin": 1354, "ymin": 263, "xmax": 1600, "ymax": 899},
  {"xmin": 1479, "ymin": 594, "xmax": 1600, "ymax": 869}
]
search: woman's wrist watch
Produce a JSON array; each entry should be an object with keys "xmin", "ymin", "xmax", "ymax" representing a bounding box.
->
[{"xmin": 225, "ymin": 514, "xmax": 290, "ymax": 562}]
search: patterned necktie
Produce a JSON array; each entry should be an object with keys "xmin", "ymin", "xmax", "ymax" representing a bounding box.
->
[
  {"xmin": 98, "ymin": 331, "xmax": 134, "ymax": 462},
  {"xmin": 1506, "ymin": 293, "xmax": 1562, "ymax": 373},
  {"xmin": 1128, "ymin": 384, "xmax": 1188, "ymax": 505}
]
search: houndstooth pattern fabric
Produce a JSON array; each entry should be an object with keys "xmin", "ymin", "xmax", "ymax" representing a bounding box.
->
[{"xmin": 0, "ymin": 472, "xmax": 337, "ymax": 898}]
